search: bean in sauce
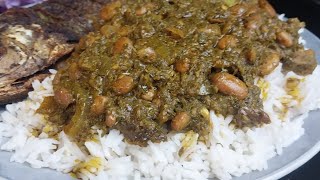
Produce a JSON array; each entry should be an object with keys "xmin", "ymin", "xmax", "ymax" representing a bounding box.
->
[{"xmin": 38, "ymin": 0, "xmax": 316, "ymax": 145}]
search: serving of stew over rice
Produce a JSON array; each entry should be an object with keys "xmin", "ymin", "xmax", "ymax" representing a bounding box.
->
[{"xmin": 0, "ymin": 0, "xmax": 320, "ymax": 179}]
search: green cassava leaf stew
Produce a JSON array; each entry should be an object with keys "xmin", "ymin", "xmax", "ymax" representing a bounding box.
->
[{"xmin": 37, "ymin": 0, "xmax": 317, "ymax": 146}]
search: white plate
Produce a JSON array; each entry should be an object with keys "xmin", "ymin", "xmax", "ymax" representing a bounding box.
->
[{"xmin": 0, "ymin": 29, "xmax": 319, "ymax": 180}]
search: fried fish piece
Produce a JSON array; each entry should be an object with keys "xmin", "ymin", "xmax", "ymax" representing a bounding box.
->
[{"xmin": 0, "ymin": 0, "xmax": 110, "ymax": 104}]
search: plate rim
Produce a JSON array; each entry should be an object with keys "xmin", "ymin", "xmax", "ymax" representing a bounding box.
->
[
  {"xmin": 259, "ymin": 141, "xmax": 320, "ymax": 180},
  {"xmin": 259, "ymin": 29, "xmax": 320, "ymax": 180}
]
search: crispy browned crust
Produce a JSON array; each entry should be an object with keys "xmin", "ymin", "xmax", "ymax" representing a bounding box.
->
[
  {"xmin": 0, "ymin": 0, "xmax": 111, "ymax": 104},
  {"xmin": 0, "ymin": 73, "xmax": 49, "ymax": 105}
]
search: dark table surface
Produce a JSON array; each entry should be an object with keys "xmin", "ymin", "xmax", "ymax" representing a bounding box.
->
[{"xmin": 268, "ymin": 0, "xmax": 320, "ymax": 179}]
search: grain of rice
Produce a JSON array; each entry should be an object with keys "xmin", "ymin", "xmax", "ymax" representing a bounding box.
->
[{"xmin": 0, "ymin": 31, "xmax": 320, "ymax": 180}]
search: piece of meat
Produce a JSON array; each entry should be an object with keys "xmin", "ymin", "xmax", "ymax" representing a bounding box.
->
[
  {"xmin": 282, "ymin": 49, "xmax": 317, "ymax": 76},
  {"xmin": 0, "ymin": 0, "xmax": 110, "ymax": 104},
  {"xmin": 234, "ymin": 107, "xmax": 271, "ymax": 128}
]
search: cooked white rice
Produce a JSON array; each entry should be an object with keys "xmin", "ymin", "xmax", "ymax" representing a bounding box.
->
[
  {"xmin": 0, "ymin": 63, "xmax": 319, "ymax": 180},
  {"xmin": 0, "ymin": 21, "xmax": 319, "ymax": 179}
]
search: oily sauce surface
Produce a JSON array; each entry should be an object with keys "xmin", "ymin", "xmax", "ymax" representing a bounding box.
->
[{"xmin": 38, "ymin": 0, "xmax": 317, "ymax": 145}]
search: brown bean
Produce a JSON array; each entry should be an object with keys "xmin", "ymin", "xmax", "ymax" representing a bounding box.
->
[
  {"xmin": 165, "ymin": 27, "xmax": 185, "ymax": 39},
  {"xmin": 258, "ymin": 0, "xmax": 276, "ymax": 17},
  {"xmin": 90, "ymin": 96, "xmax": 108, "ymax": 115},
  {"xmin": 246, "ymin": 48, "xmax": 257, "ymax": 64},
  {"xmin": 112, "ymin": 75, "xmax": 134, "ymax": 95},
  {"xmin": 211, "ymin": 72, "xmax": 248, "ymax": 100},
  {"xmin": 218, "ymin": 35, "xmax": 237, "ymax": 49},
  {"xmin": 175, "ymin": 59, "xmax": 190, "ymax": 73},
  {"xmin": 136, "ymin": 6, "xmax": 147, "ymax": 16},
  {"xmin": 276, "ymin": 31, "xmax": 293, "ymax": 47},
  {"xmin": 105, "ymin": 114, "xmax": 116, "ymax": 127},
  {"xmin": 171, "ymin": 112, "xmax": 191, "ymax": 131},
  {"xmin": 137, "ymin": 47, "xmax": 157, "ymax": 63},
  {"xmin": 100, "ymin": 8, "xmax": 116, "ymax": 21},
  {"xmin": 100, "ymin": 1, "xmax": 121, "ymax": 21},
  {"xmin": 259, "ymin": 52, "xmax": 280, "ymax": 76},
  {"xmin": 54, "ymin": 87, "xmax": 73, "ymax": 107},
  {"xmin": 113, "ymin": 37, "xmax": 133, "ymax": 55},
  {"xmin": 141, "ymin": 89, "xmax": 155, "ymax": 101}
]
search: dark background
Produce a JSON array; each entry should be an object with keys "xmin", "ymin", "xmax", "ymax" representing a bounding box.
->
[{"xmin": 269, "ymin": 0, "xmax": 320, "ymax": 179}]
